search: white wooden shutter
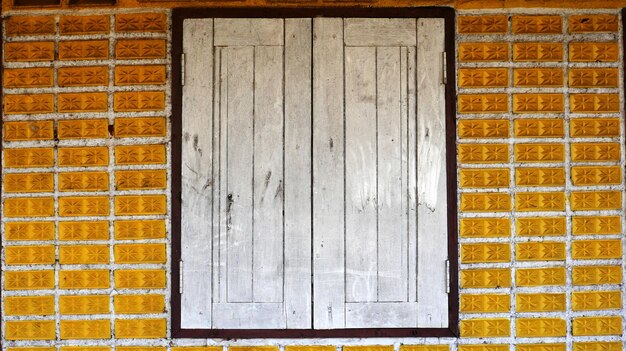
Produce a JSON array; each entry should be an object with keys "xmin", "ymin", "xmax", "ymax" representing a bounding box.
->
[
  {"xmin": 312, "ymin": 18, "xmax": 448, "ymax": 329},
  {"xmin": 181, "ymin": 18, "xmax": 312, "ymax": 329}
]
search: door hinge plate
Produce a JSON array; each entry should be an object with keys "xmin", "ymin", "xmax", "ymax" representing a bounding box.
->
[
  {"xmin": 445, "ymin": 259, "xmax": 450, "ymax": 294},
  {"xmin": 179, "ymin": 260, "xmax": 184, "ymax": 294},
  {"xmin": 441, "ymin": 52, "xmax": 447, "ymax": 85},
  {"xmin": 181, "ymin": 53, "xmax": 186, "ymax": 86}
]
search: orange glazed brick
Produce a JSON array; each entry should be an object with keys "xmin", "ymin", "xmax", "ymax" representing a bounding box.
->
[
  {"xmin": 460, "ymin": 318, "xmax": 510, "ymax": 337},
  {"xmin": 115, "ymin": 144, "xmax": 166, "ymax": 165},
  {"xmin": 4, "ymin": 197, "xmax": 55, "ymax": 217},
  {"xmin": 59, "ymin": 269, "xmax": 110, "ymax": 289},
  {"xmin": 458, "ymin": 144, "xmax": 509, "ymax": 163},
  {"xmin": 571, "ymin": 143, "xmax": 620, "ymax": 162},
  {"xmin": 59, "ymin": 15, "xmax": 110, "ymax": 35},
  {"xmin": 516, "ymin": 267, "xmax": 565, "ymax": 286},
  {"xmin": 58, "ymin": 146, "xmax": 109, "ymax": 167},
  {"xmin": 516, "ymin": 168, "xmax": 565, "ymax": 186},
  {"xmin": 114, "ymin": 220, "xmax": 166, "ymax": 239},
  {"xmin": 60, "ymin": 319, "xmax": 111, "ymax": 339},
  {"xmin": 512, "ymin": 15, "xmax": 562, "ymax": 34},
  {"xmin": 573, "ymin": 240, "xmax": 622, "ymax": 260},
  {"xmin": 59, "ymin": 245, "xmax": 110, "ymax": 264},
  {"xmin": 116, "ymin": 170, "xmax": 167, "ymax": 190},
  {"xmin": 458, "ymin": 94, "xmax": 508, "ymax": 113},
  {"xmin": 461, "ymin": 268, "xmax": 511, "ymax": 288},
  {"xmin": 573, "ymin": 343, "xmax": 622, "ymax": 351},
  {"xmin": 515, "ymin": 192, "xmax": 566, "ymax": 211},
  {"xmin": 516, "ymin": 293, "xmax": 565, "ymax": 312},
  {"xmin": 461, "ymin": 243, "xmax": 510, "ymax": 263},
  {"xmin": 4, "ymin": 94, "xmax": 54, "ymax": 114},
  {"xmin": 569, "ymin": 68, "xmax": 619, "ymax": 88},
  {"xmin": 114, "ymin": 91, "xmax": 166, "ymax": 112},
  {"xmin": 58, "ymin": 66, "xmax": 109, "ymax": 87},
  {"xmin": 4, "ymin": 173, "xmax": 54, "ymax": 192},
  {"xmin": 114, "ymin": 243, "xmax": 167, "ymax": 263},
  {"xmin": 459, "ymin": 168, "xmax": 509, "ymax": 188},
  {"xmin": 4, "ymin": 41, "xmax": 54, "ymax": 62},
  {"xmin": 114, "ymin": 294, "xmax": 165, "ymax": 314},
  {"xmin": 460, "ymin": 218, "xmax": 510, "ymax": 238},
  {"xmin": 573, "ymin": 265, "xmax": 621, "ymax": 285},
  {"xmin": 58, "ymin": 119, "xmax": 109, "ymax": 139},
  {"xmin": 458, "ymin": 15, "xmax": 508, "ymax": 34},
  {"xmin": 573, "ymin": 291, "xmax": 622, "ymax": 310},
  {"xmin": 116, "ymin": 13, "xmax": 167, "ymax": 32},
  {"xmin": 120, "ymin": 347, "xmax": 166, "ymax": 351},
  {"xmin": 513, "ymin": 43, "xmax": 562, "ymax": 61},
  {"xmin": 514, "ymin": 119, "xmax": 564, "ymax": 138},
  {"xmin": 516, "ymin": 242, "xmax": 565, "ymax": 261},
  {"xmin": 59, "ymin": 196, "xmax": 110, "ymax": 217},
  {"xmin": 59, "ymin": 171, "xmax": 109, "ymax": 192},
  {"xmin": 460, "ymin": 294, "xmax": 510, "ymax": 313},
  {"xmin": 115, "ymin": 318, "xmax": 166, "ymax": 338},
  {"xmin": 458, "ymin": 68, "xmax": 508, "ymax": 88},
  {"xmin": 5, "ymin": 270, "xmax": 55, "ymax": 290},
  {"xmin": 5, "ymin": 245, "xmax": 55, "ymax": 265},
  {"xmin": 461, "ymin": 193, "xmax": 511, "ymax": 212},
  {"xmin": 4, "ymin": 147, "xmax": 54, "ymax": 168},
  {"xmin": 572, "ymin": 316, "xmax": 622, "ymax": 336},
  {"xmin": 514, "ymin": 68, "xmax": 563, "ymax": 87},
  {"xmin": 570, "ymin": 94, "xmax": 620, "ymax": 113},
  {"xmin": 59, "ymin": 295, "xmax": 110, "ymax": 314},
  {"xmin": 4, "ymin": 120, "xmax": 54, "ymax": 141},
  {"xmin": 116, "ymin": 39, "xmax": 166, "ymax": 59},
  {"xmin": 115, "ymin": 65, "xmax": 167, "ymax": 85},
  {"xmin": 115, "ymin": 195, "xmax": 167, "ymax": 215},
  {"xmin": 570, "ymin": 42, "xmax": 619, "ymax": 62},
  {"xmin": 5, "ymin": 295, "xmax": 55, "ymax": 316},
  {"xmin": 458, "ymin": 120, "xmax": 509, "ymax": 138},
  {"xmin": 571, "ymin": 191, "xmax": 621, "ymax": 210},
  {"xmin": 516, "ymin": 318, "xmax": 566, "ymax": 337},
  {"xmin": 59, "ymin": 40, "xmax": 109, "ymax": 60},
  {"xmin": 5, "ymin": 222, "xmax": 55, "ymax": 241},
  {"xmin": 4, "ymin": 68, "xmax": 53, "ymax": 88},
  {"xmin": 114, "ymin": 117, "xmax": 167, "ymax": 137},
  {"xmin": 513, "ymin": 94, "xmax": 564, "ymax": 113},
  {"xmin": 514, "ymin": 143, "xmax": 564, "ymax": 162},
  {"xmin": 115, "ymin": 269, "xmax": 167, "ymax": 289},
  {"xmin": 569, "ymin": 15, "xmax": 618, "ymax": 33},
  {"xmin": 572, "ymin": 216, "xmax": 621, "ymax": 235},
  {"xmin": 58, "ymin": 92, "xmax": 108, "ymax": 113},
  {"xmin": 517, "ymin": 217, "xmax": 566, "ymax": 236},
  {"xmin": 570, "ymin": 118, "xmax": 620, "ymax": 137},
  {"xmin": 59, "ymin": 221, "xmax": 109, "ymax": 241},
  {"xmin": 5, "ymin": 16, "xmax": 55, "ymax": 36},
  {"xmin": 459, "ymin": 43, "xmax": 509, "ymax": 62},
  {"xmin": 5, "ymin": 320, "xmax": 56, "ymax": 340}
]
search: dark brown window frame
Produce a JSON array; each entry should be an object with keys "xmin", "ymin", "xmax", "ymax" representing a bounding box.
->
[{"xmin": 170, "ymin": 6, "xmax": 459, "ymax": 339}]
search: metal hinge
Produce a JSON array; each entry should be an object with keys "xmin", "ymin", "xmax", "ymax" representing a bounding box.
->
[
  {"xmin": 179, "ymin": 260, "xmax": 184, "ymax": 294},
  {"xmin": 441, "ymin": 52, "xmax": 447, "ymax": 85},
  {"xmin": 181, "ymin": 53, "xmax": 186, "ymax": 86},
  {"xmin": 445, "ymin": 259, "xmax": 450, "ymax": 293}
]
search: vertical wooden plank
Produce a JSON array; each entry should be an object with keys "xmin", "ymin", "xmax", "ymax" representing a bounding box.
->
[
  {"xmin": 181, "ymin": 18, "xmax": 213, "ymax": 329},
  {"xmin": 284, "ymin": 18, "xmax": 313, "ymax": 329},
  {"xmin": 225, "ymin": 46, "xmax": 255, "ymax": 303},
  {"xmin": 416, "ymin": 18, "xmax": 448, "ymax": 328},
  {"xmin": 252, "ymin": 44, "xmax": 285, "ymax": 303},
  {"xmin": 312, "ymin": 17, "xmax": 345, "ymax": 329},
  {"xmin": 344, "ymin": 46, "xmax": 378, "ymax": 303},
  {"xmin": 376, "ymin": 46, "xmax": 406, "ymax": 302},
  {"xmin": 406, "ymin": 46, "xmax": 418, "ymax": 303}
]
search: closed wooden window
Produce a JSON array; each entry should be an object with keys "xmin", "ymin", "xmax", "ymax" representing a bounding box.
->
[{"xmin": 172, "ymin": 10, "xmax": 457, "ymax": 337}]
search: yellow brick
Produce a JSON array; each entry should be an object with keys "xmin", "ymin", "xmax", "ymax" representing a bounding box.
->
[
  {"xmin": 115, "ymin": 269, "xmax": 167, "ymax": 289},
  {"xmin": 4, "ymin": 120, "xmax": 54, "ymax": 141},
  {"xmin": 5, "ymin": 41, "xmax": 54, "ymax": 62},
  {"xmin": 114, "ymin": 91, "xmax": 165, "ymax": 112},
  {"xmin": 114, "ymin": 117, "xmax": 167, "ymax": 138},
  {"xmin": 516, "ymin": 168, "xmax": 565, "ymax": 186},
  {"xmin": 115, "ymin": 318, "xmax": 166, "ymax": 338},
  {"xmin": 513, "ymin": 43, "xmax": 563, "ymax": 62},
  {"xmin": 116, "ymin": 169, "xmax": 167, "ymax": 190},
  {"xmin": 573, "ymin": 342, "xmax": 622, "ymax": 351},
  {"xmin": 115, "ymin": 39, "xmax": 167, "ymax": 59},
  {"xmin": 458, "ymin": 119, "xmax": 509, "ymax": 138},
  {"xmin": 570, "ymin": 118, "xmax": 620, "ymax": 137},
  {"xmin": 570, "ymin": 42, "xmax": 619, "ymax": 62},
  {"xmin": 115, "ymin": 144, "xmax": 166, "ymax": 165},
  {"xmin": 8, "ymin": 348, "xmax": 56, "ymax": 351},
  {"xmin": 5, "ymin": 296, "xmax": 55, "ymax": 316},
  {"xmin": 461, "ymin": 268, "xmax": 511, "ymax": 288},
  {"xmin": 516, "ymin": 318, "xmax": 566, "ymax": 337},
  {"xmin": 114, "ymin": 220, "xmax": 166, "ymax": 240},
  {"xmin": 115, "ymin": 65, "xmax": 167, "ymax": 85},
  {"xmin": 461, "ymin": 193, "xmax": 511, "ymax": 212},
  {"xmin": 5, "ymin": 16, "xmax": 55, "ymax": 36},
  {"xmin": 571, "ymin": 166, "xmax": 622, "ymax": 186},
  {"xmin": 514, "ymin": 143, "xmax": 564, "ymax": 162},
  {"xmin": 458, "ymin": 15, "xmax": 508, "ymax": 34},
  {"xmin": 460, "ymin": 168, "xmax": 509, "ymax": 188},
  {"xmin": 458, "ymin": 68, "xmax": 509, "ymax": 88},
  {"xmin": 458, "ymin": 94, "xmax": 508, "ymax": 113},
  {"xmin": 59, "ymin": 196, "xmax": 110, "ymax": 217},
  {"xmin": 4, "ymin": 94, "xmax": 55, "ymax": 114},
  {"xmin": 59, "ymin": 172, "xmax": 109, "ymax": 192},
  {"xmin": 5, "ymin": 270, "xmax": 54, "ymax": 290},
  {"xmin": 58, "ymin": 119, "xmax": 109, "ymax": 139},
  {"xmin": 61, "ymin": 347, "xmax": 111, "ymax": 351},
  {"xmin": 5, "ymin": 221, "xmax": 55, "ymax": 241},
  {"xmin": 512, "ymin": 15, "xmax": 562, "ymax": 34},
  {"xmin": 344, "ymin": 347, "xmax": 392, "ymax": 351},
  {"xmin": 114, "ymin": 243, "xmax": 167, "ymax": 263},
  {"xmin": 4, "ymin": 173, "xmax": 54, "ymax": 192},
  {"xmin": 116, "ymin": 13, "xmax": 167, "ymax": 32},
  {"xmin": 58, "ymin": 66, "xmax": 109, "ymax": 87},
  {"xmin": 115, "ymin": 294, "xmax": 165, "ymax": 314},
  {"xmin": 459, "ymin": 346, "xmax": 508, "ymax": 351},
  {"xmin": 5, "ymin": 320, "xmax": 56, "ymax": 340},
  {"xmin": 59, "ymin": 245, "xmax": 110, "ymax": 264},
  {"xmin": 172, "ymin": 348, "xmax": 220, "ymax": 351},
  {"xmin": 571, "ymin": 191, "xmax": 621, "ymax": 211},
  {"xmin": 114, "ymin": 195, "xmax": 167, "ymax": 215},
  {"xmin": 572, "ymin": 316, "xmax": 621, "ymax": 336},
  {"xmin": 60, "ymin": 319, "xmax": 110, "ymax": 339},
  {"xmin": 516, "ymin": 344, "xmax": 565, "ymax": 351},
  {"xmin": 570, "ymin": 94, "xmax": 620, "ymax": 113},
  {"xmin": 59, "ymin": 269, "xmax": 110, "ymax": 289},
  {"xmin": 571, "ymin": 143, "xmax": 620, "ymax": 162},
  {"xmin": 4, "ymin": 197, "xmax": 55, "ymax": 217},
  {"xmin": 59, "ymin": 15, "xmax": 110, "ymax": 35},
  {"xmin": 515, "ymin": 192, "xmax": 565, "ymax": 212},
  {"xmin": 516, "ymin": 218, "xmax": 566, "ymax": 236},
  {"xmin": 516, "ymin": 242, "xmax": 565, "ymax": 261},
  {"xmin": 59, "ymin": 146, "xmax": 110, "ymax": 167},
  {"xmin": 460, "ymin": 218, "xmax": 510, "ymax": 238},
  {"xmin": 120, "ymin": 348, "xmax": 166, "ymax": 351},
  {"xmin": 572, "ymin": 291, "xmax": 621, "ymax": 311},
  {"xmin": 458, "ymin": 144, "xmax": 509, "ymax": 163},
  {"xmin": 516, "ymin": 293, "xmax": 565, "ymax": 312},
  {"xmin": 569, "ymin": 68, "xmax": 619, "ymax": 87},
  {"xmin": 513, "ymin": 94, "xmax": 564, "ymax": 113},
  {"xmin": 514, "ymin": 68, "xmax": 564, "ymax": 87},
  {"xmin": 516, "ymin": 267, "xmax": 565, "ymax": 287},
  {"xmin": 569, "ymin": 15, "xmax": 619, "ymax": 33},
  {"xmin": 460, "ymin": 318, "xmax": 510, "ymax": 337},
  {"xmin": 572, "ymin": 216, "xmax": 621, "ymax": 235},
  {"xmin": 59, "ymin": 40, "xmax": 109, "ymax": 60},
  {"xmin": 460, "ymin": 294, "xmax": 510, "ymax": 313},
  {"xmin": 59, "ymin": 295, "xmax": 110, "ymax": 314},
  {"xmin": 59, "ymin": 221, "xmax": 110, "ymax": 241},
  {"xmin": 4, "ymin": 147, "xmax": 54, "ymax": 168},
  {"xmin": 58, "ymin": 92, "xmax": 108, "ymax": 113},
  {"xmin": 572, "ymin": 240, "xmax": 622, "ymax": 260},
  {"xmin": 514, "ymin": 119, "xmax": 564, "ymax": 137},
  {"xmin": 5, "ymin": 245, "xmax": 55, "ymax": 265},
  {"xmin": 4, "ymin": 68, "xmax": 54, "ymax": 88},
  {"xmin": 461, "ymin": 243, "xmax": 510, "ymax": 263},
  {"xmin": 459, "ymin": 43, "xmax": 509, "ymax": 62},
  {"xmin": 573, "ymin": 265, "xmax": 621, "ymax": 286},
  {"xmin": 400, "ymin": 346, "xmax": 449, "ymax": 351}
]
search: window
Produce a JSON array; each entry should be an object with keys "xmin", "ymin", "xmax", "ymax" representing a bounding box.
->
[{"xmin": 171, "ymin": 8, "xmax": 457, "ymax": 338}]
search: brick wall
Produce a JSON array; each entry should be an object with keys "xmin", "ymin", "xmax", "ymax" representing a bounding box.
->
[{"xmin": 1, "ymin": 7, "xmax": 625, "ymax": 351}]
